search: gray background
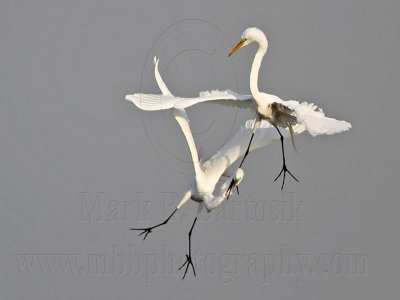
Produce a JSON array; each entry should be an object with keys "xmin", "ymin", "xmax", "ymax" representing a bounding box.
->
[{"xmin": 1, "ymin": 0, "xmax": 399, "ymax": 299}]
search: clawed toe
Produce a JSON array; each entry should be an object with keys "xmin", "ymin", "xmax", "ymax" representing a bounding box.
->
[
  {"xmin": 130, "ymin": 208, "xmax": 178, "ymax": 240},
  {"xmin": 274, "ymin": 164, "xmax": 298, "ymax": 190},
  {"xmin": 179, "ymin": 254, "xmax": 196, "ymax": 280},
  {"xmin": 131, "ymin": 227, "xmax": 153, "ymax": 240}
]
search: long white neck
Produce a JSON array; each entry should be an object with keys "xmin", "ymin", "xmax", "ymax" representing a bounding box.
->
[
  {"xmin": 250, "ymin": 44, "xmax": 267, "ymax": 106},
  {"xmin": 172, "ymin": 108, "xmax": 202, "ymax": 177}
]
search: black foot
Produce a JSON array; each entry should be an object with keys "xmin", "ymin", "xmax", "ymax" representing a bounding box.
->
[
  {"xmin": 130, "ymin": 208, "xmax": 177, "ymax": 240},
  {"xmin": 179, "ymin": 254, "xmax": 196, "ymax": 280},
  {"xmin": 225, "ymin": 179, "xmax": 235, "ymax": 200},
  {"xmin": 225, "ymin": 179, "xmax": 240, "ymax": 200},
  {"xmin": 130, "ymin": 227, "xmax": 154, "ymax": 240},
  {"xmin": 179, "ymin": 217, "xmax": 197, "ymax": 280},
  {"xmin": 274, "ymin": 163, "xmax": 298, "ymax": 190}
]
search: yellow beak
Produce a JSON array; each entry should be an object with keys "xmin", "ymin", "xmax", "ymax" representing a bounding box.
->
[{"xmin": 228, "ymin": 40, "xmax": 244, "ymax": 57}]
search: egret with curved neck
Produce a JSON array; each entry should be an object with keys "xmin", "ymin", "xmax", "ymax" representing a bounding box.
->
[{"xmin": 228, "ymin": 27, "xmax": 298, "ymax": 190}]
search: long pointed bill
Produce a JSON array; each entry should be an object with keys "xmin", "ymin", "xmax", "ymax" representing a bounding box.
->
[{"xmin": 228, "ymin": 40, "xmax": 244, "ymax": 57}]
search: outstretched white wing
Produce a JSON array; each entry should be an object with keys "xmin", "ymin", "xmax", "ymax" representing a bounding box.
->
[
  {"xmin": 125, "ymin": 90, "xmax": 254, "ymax": 111},
  {"xmin": 202, "ymin": 120, "xmax": 306, "ymax": 186},
  {"xmin": 261, "ymin": 93, "xmax": 351, "ymax": 137},
  {"xmin": 126, "ymin": 58, "xmax": 254, "ymax": 111},
  {"xmin": 285, "ymin": 100, "xmax": 351, "ymax": 136}
]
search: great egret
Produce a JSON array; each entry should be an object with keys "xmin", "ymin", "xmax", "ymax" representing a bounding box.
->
[
  {"xmin": 227, "ymin": 27, "xmax": 352, "ymax": 190},
  {"xmin": 127, "ymin": 29, "xmax": 351, "ymax": 191},
  {"xmin": 126, "ymin": 57, "xmax": 303, "ymax": 279}
]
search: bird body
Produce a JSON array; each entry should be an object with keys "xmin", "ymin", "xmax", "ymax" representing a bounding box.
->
[
  {"xmin": 127, "ymin": 29, "xmax": 351, "ymax": 190},
  {"xmin": 128, "ymin": 33, "xmax": 351, "ymax": 140},
  {"xmin": 229, "ymin": 27, "xmax": 351, "ymax": 137},
  {"xmin": 128, "ymin": 58, "xmax": 298, "ymax": 279},
  {"xmin": 127, "ymin": 57, "xmax": 296, "ymax": 212},
  {"xmin": 126, "ymin": 27, "xmax": 351, "ymax": 279},
  {"xmin": 225, "ymin": 27, "xmax": 352, "ymax": 188}
]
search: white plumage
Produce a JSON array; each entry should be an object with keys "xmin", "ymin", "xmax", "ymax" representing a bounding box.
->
[
  {"xmin": 126, "ymin": 57, "xmax": 300, "ymax": 212},
  {"xmin": 224, "ymin": 27, "xmax": 352, "ymax": 189},
  {"xmin": 125, "ymin": 89, "xmax": 253, "ymax": 111},
  {"xmin": 127, "ymin": 29, "xmax": 351, "ymax": 193},
  {"xmin": 127, "ymin": 34, "xmax": 351, "ymax": 188},
  {"xmin": 126, "ymin": 28, "xmax": 351, "ymax": 280}
]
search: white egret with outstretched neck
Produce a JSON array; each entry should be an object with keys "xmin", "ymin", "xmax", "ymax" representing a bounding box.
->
[{"xmin": 226, "ymin": 27, "xmax": 352, "ymax": 190}]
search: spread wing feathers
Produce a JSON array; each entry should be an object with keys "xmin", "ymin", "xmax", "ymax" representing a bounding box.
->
[
  {"xmin": 286, "ymin": 100, "xmax": 351, "ymax": 137},
  {"xmin": 126, "ymin": 58, "xmax": 254, "ymax": 112},
  {"xmin": 201, "ymin": 120, "xmax": 306, "ymax": 186},
  {"xmin": 125, "ymin": 90, "xmax": 255, "ymax": 111},
  {"xmin": 266, "ymin": 95, "xmax": 352, "ymax": 137}
]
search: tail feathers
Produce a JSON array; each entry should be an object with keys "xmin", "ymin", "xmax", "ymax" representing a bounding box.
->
[{"xmin": 287, "ymin": 123, "xmax": 297, "ymax": 152}]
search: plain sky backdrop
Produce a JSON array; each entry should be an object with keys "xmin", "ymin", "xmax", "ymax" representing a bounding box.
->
[{"xmin": 1, "ymin": 0, "xmax": 399, "ymax": 299}]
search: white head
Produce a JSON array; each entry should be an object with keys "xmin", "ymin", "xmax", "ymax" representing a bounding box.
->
[
  {"xmin": 203, "ymin": 168, "xmax": 245, "ymax": 213},
  {"xmin": 234, "ymin": 168, "xmax": 244, "ymax": 185},
  {"xmin": 228, "ymin": 27, "xmax": 268, "ymax": 57}
]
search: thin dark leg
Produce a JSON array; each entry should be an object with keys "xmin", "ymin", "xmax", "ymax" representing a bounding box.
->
[
  {"xmin": 239, "ymin": 131, "xmax": 255, "ymax": 168},
  {"xmin": 179, "ymin": 217, "xmax": 197, "ymax": 280},
  {"xmin": 226, "ymin": 132, "xmax": 255, "ymax": 199},
  {"xmin": 130, "ymin": 208, "xmax": 178, "ymax": 240},
  {"xmin": 273, "ymin": 127, "xmax": 298, "ymax": 190}
]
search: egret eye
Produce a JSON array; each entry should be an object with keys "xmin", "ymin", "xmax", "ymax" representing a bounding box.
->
[{"xmin": 242, "ymin": 38, "xmax": 247, "ymax": 42}]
